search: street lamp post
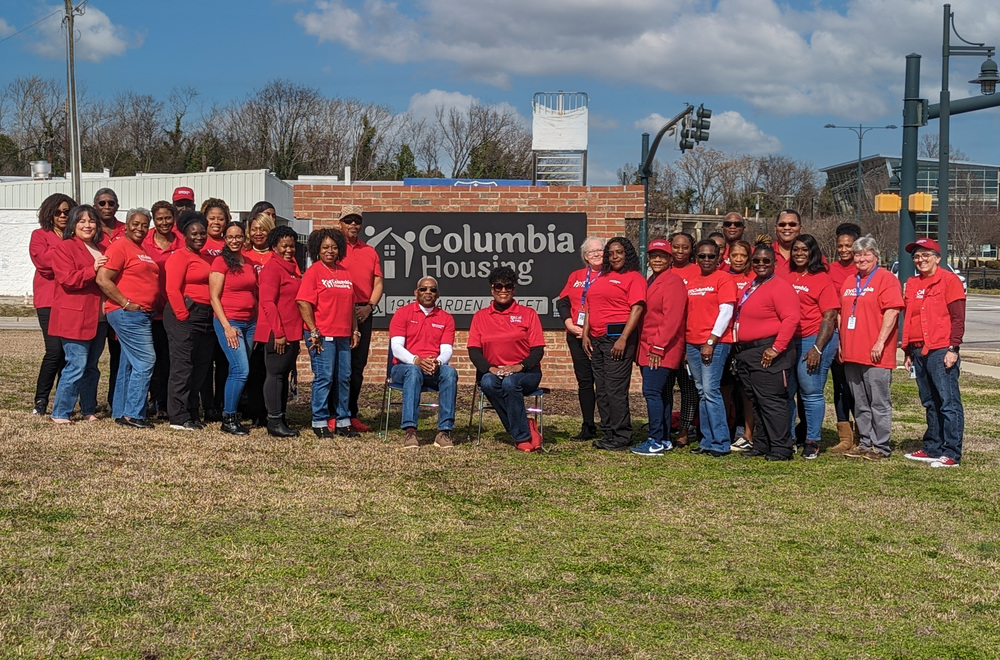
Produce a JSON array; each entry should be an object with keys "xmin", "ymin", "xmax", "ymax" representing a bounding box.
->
[{"xmin": 824, "ymin": 123, "xmax": 898, "ymax": 223}]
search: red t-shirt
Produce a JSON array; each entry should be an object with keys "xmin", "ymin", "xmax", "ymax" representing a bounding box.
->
[
  {"xmin": 828, "ymin": 260, "xmax": 855, "ymax": 292},
  {"xmin": 142, "ymin": 230, "xmax": 185, "ymax": 318},
  {"xmin": 467, "ymin": 301, "xmax": 545, "ymax": 366},
  {"xmin": 903, "ymin": 268, "xmax": 966, "ymax": 354},
  {"xmin": 201, "ymin": 236, "xmax": 225, "ymax": 259},
  {"xmin": 243, "ymin": 248, "xmax": 272, "ymax": 276},
  {"xmin": 342, "ymin": 239, "xmax": 383, "ymax": 304},
  {"xmin": 297, "ymin": 261, "xmax": 355, "ymax": 337},
  {"xmin": 838, "ymin": 267, "xmax": 904, "ymax": 368},
  {"xmin": 670, "ymin": 262, "xmax": 701, "ymax": 286},
  {"xmin": 637, "ymin": 271, "xmax": 687, "ymax": 369},
  {"xmin": 584, "ymin": 270, "xmax": 646, "ymax": 337},
  {"xmin": 103, "ymin": 238, "xmax": 160, "ymax": 313},
  {"xmin": 731, "ymin": 271, "xmax": 754, "ymax": 294},
  {"xmin": 211, "ymin": 256, "xmax": 258, "ymax": 322},
  {"xmin": 558, "ymin": 266, "xmax": 603, "ymax": 326},
  {"xmin": 685, "ymin": 270, "xmax": 738, "ymax": 344},
  {"xmin": 164, "ymin": 249, "xmax": 213, "ymax": 321},
  {"xmin": 732, "ymin": 276, "xmax": 801, "ymax": 353},
  {"xmin": 388, "ymin": 302, "xmax": 457, "ymax": 365},
  {"xmin": 781, "ymin": 270, "xmax": 840, "ymax": 337}
]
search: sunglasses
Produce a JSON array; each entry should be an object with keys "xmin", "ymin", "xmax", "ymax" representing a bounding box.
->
[
  {"xmin": 696, "ymin": 253, "xmax": 718, "ymax": 260},
  {"xmin": 54, "ymin": 209, "xmax": 69, "ymax": 217},
  {"xmin": 752, "ymin": 258, "xmax": 774, "ymax": 265},
  {"xmin": 492, "ymin": 283, "xmax": 514, "ymax": 291},
  {"xmin": 96, "ymin": 200, "xmax": 118, "ymax": 207},
  {"xmin": 776, "ymin": 222, "xmax": 799, "ymax": 228},
  {"xmin": 722, "ymin": 221, "xmax": 744, "ymax": 227},
  {"xmin": 341, "ymin": 217, "xmax": 363, "ymax": 225},
  {"xmin": 417, "ymin": 286, "xmax": 438, "ymax": 292}
]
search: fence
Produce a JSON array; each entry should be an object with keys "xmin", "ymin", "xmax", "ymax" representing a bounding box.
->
[{"xmin": 964, "ymin": 267, "xmax": 1000, "ymax": 289}]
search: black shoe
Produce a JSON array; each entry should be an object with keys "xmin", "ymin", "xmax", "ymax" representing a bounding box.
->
[
  {"xmin": 204, "ymin": 409, "xmax": 223, "ymax": 422},
  {"xmin": 267, "ymin": 417, "xmax": 299, "ymax": 438},
  {"xmin": 169, "ymin": 420, "xmax": 200, "ymax": 431},
  {"xmin": 191, "ymin": 419, "xmax": 206, "ymax": 430},
  {"xmin": 765, "ymin": 454, "xmax": 792, "ymax": 461},
  {"xmin": 593, "ymin": 439, "xmax": 630, "ymax": 451},
  {"xmin": 120, "ymin": 417, "xmax": 154, "ymax": 429},
  {"xmin": 572, "ymin": 424, "xmax": 598, "ymax": 441},
  {"xmin": 313, "ymin": 427, "xmax": 334, "ymax": 438},
  {"xmin": 705, "ymin": 450, "xmax": 731, "ymax": 457},
  {"xmin": 32, "ymin": 398, "xmax": 47, "ymax": 415},
  {"xmin": 689, "ymin": 446, "xmax": 708, "ymax": 455},
  {"xmin": 335, "ymin": 426, "xmax": 360, "ymax": 438},
  {"xmin": 742, "ymin": 449, "xmax": 767, "ymax": 458},
  {"xmin": 221, "ymin": 413, "xmax": 250, "ymax": 436}
]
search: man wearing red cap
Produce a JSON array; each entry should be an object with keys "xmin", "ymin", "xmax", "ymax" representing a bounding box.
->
[
  {"xmin": 172, "ymin": 187, "xmax": 196, "ymax": 213},
  {"xmin": 902, "ymin": 238, "xmax": 966, "ymax": 468}
]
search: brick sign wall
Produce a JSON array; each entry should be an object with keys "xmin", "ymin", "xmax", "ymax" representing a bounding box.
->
[{"xmin": 294, "ymin": 184, "xmax": 644, "ymax": 392}]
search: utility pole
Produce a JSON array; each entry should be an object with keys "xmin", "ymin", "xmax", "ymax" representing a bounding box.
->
[{"xmin": 64, "ymin": 0, "xmax": 84, "ymax": 202}]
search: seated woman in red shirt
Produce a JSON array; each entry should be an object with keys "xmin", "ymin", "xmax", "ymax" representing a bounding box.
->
[
  {"xmin": 210, "ymin": 221, "xmax": 259, "ymax": 436},
  {"xmin": 731, "ymin": 244, "xmax": 801, "ymax": 460},
  {"xmin": 256, "ymin": 225, "xmax": 302, "ymax": 438},
  {"xmin": 49, "ymin": 205, "xmax": 108, "ymax": 424},
  {"xmin": 467, "ymin": 266, "xmax": 546, "ymax": 452},
  {"xmin": 631, "ymin": 239, "xmax": 687, "ymax": 456},
  {"xmin": 163, "ymin": 211, "xmax": 216, "ymax": 431},
  {"xmin": 297, "ymin": 228, "xmax": 360, "ymax": 439}
]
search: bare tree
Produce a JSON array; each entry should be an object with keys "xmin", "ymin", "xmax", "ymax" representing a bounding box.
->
[{"xmin": 919, "ymin": 134, "xmax": 968, "ymax": 162}]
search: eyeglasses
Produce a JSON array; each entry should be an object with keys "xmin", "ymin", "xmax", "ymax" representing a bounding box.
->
[
  {"xmin": 752, "ymin": 258, "xmax": 774, "ymax": 265},
  {"xmin": 341, "ymin": 217, "xmax": 362, "ymax": 225},
  {"xmin": 417, "ymin": 286, "xmax": 438, "ymax": 292},
  {"xmin": 722, "ymin": 221, "xmax": 744, "ymax": 228},
  {"xmin": 695, "ymin": 253, "xmax": 718, "ymax": 260},
  {"xmin": 776, "ymin": 222, "xmax": 799, "ymax": 228},
  {"xmin": 492, "ymin": 283, "xmax": 514, "ymax": 291},
  {"xmin": 54, "ymin": 209, "xmax": 69, "ymax": 217},
  {"xmin": 585, "ymin": 249, "xmax": 603, "ymax": 255},
  {"xmin": 96, "ymin": 200, "xmax": 118, "ymax": 207},
  {"xmin": 912, "ymin": 252, "xmax": 936, "ymax": 261}
]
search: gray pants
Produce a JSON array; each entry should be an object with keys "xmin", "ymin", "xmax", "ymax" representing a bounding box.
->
[{"xmin": 844, "ymin": 362, "xmax": 893, "ymax": 456}]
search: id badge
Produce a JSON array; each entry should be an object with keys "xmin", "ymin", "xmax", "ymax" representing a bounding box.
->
[
  {"xmin": 576, "ymin": 311, "xmax": 586, "ymax": 326},
  {"xmin": 846, "ymin": 316, "xmax": 856, "ymax": 330}
]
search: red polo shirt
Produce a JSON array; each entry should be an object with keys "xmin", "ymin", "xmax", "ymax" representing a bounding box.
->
[
  {"xmin": 781, "ymin": 270, "xmax": 840, "ymax": 338},
  {"xmin": 902, "ymin": 268, "xmax": 965, "ymax": 355},
  {"xmin": 389, "ymin": 302, "xmax": 457, "ymax": 365},
  {"xmin": 342, "ymin": 238, "xmax": 383, "ymax": 304},
  {"xmin": 297, "ymin": 261, "xmax": 355, "ymax": 337},
  {"xmin": 838, "ymin": 267, "xmax": 904, "ymax": 368},
  {"xmin": 102, "ymin": 238, "xmax": 160, "ymax": 313},
  {"xmin": 584, "ymin": 270, "xmax": 646, "ymax": 337},
  {"xmin": 467, "ymin": 301, "xmax": 544, "ymax": 366},
  {"xmin": 558, "ymin": 266, "xmax": 603, "ymax": 326},
  {"xmin": 685, "ymin": 270, "xmax": 738, "ymax": 344},
  {"xmin": 211, "ymin": 257, "xmax": 258, "ymax": 321},
  {"xmin": 164, "ymin": 249, "xmax": 213, "ymax": 321}
]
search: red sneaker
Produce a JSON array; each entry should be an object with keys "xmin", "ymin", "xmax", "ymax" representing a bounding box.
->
[
  {"xmin": 326, "ymin": 418, "xmax": 337, "ymax": 430},
  {"xmin": 516, "ymin": 440, "xmax": 534, "ymax": 452},
  {"xmin": 350, "ymin": 417, "xmax": 371, "ymax": 433},
  {"xmin": 528, "ymin": 419, "xmax": 542, "ymax": 450}
]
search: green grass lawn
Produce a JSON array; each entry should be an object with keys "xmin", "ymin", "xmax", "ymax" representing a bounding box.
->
[{"xmin": 1, "ymin": 331, "xmax": 999, "ymax": 658}]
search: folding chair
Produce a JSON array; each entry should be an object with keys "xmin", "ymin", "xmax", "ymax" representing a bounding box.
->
[
  {"xmin": 378, "ymin": 345, "xmax": 441, "ymax": 437},
  {"xmin": 466, "ymin": 374, "xmax": 549, "ymax": 445}
]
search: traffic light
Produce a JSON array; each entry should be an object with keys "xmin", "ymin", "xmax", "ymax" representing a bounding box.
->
[
  {"xmin": 679, "ymin": 122, "xmax": 695, "ymax": 152},
  {"xmin": 691, "ymin": 104, "xmax": 711, "ymax": 143}
]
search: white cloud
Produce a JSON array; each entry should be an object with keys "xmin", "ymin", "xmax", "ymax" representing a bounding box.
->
[
  {"xmin": 294, "ymin": 0, "xmax": 1000, "ymax": 119},
  {"xmin": 26, "ymin": 5, "xmax": 144, "ymax": 63},
  {"xmin": 708, "ymin": 111, "xmax": 782, "ymax": 154},
  {"xmin": 633, "ymin": 113, "xmax": 674, "ymax": 133},
  {"xmin": 0, "ymin": 18, "xmax": 15, "ymax": 38},
  {"xmin": 408, "ymin": 89, "xmax": 477, "ymax": 123}
]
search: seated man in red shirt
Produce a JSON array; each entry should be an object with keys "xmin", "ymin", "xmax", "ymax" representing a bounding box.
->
[{"xmin": 389, "ymin": 277, "xmax": 458, "ymax": 450}]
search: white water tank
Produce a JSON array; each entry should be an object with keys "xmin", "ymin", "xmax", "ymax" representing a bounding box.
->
[{"xmin": 30, "ymin": 160, "xmax": 52, "ymax": 180}]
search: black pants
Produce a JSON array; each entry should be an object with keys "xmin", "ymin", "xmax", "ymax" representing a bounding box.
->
[
  {"xmin": 106, "ymin": 333, "xmax": 120, "ymax": 408},
  {"xmin": 591, "ymin": 333, "xmax": 638, "ymax": 447},
  {"xmin": 734, "ymin": 341, "xmax": 794, "ymax": 460},
  {"xmin": 243, "ymin": 343, "xmax": 267, "ymax": 422},
  {"xmin": 163, "ymin": 301, "xmax": 215, "ymax": 424},
  {"xmin": 149, "ymin": 319, "xmax": 170, "ymax": 414},
  {"xmin": 349, "ymin": 309, "xmax": 373, "ymax": 418},
  {"xmin": 566, "ymin": 332, "xmax": 596, "ymax": 427},
  {"xmin": 263, "ymin": 333, "xmax": 300, "ymax": 416},
  {"xmin": 34, "ymin": 307, "xmax": 65, "ymax": 405},
  {"xmin": 830, "ymin": 357, "xmax": 855, "ymax": 423},
  {"xmin": 200, "ymin": 342, "xmax": 228, "ymax": 414}
]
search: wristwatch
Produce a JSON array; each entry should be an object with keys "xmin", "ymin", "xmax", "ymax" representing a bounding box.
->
[
  {"xmin": 706, "ymin": 338, "xmax": 716, "ymax": 347},
  {"xmin": 948, "ymin": 346, "xmax": 959, "ymax": 353}
]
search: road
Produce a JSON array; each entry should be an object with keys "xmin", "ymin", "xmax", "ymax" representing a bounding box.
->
[{"xmin": 962, "ymin": 294, "xmax": 1000, "ymax": 351}]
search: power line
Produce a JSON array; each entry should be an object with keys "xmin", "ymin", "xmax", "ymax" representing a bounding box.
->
[{"xmin": 0, "ymin": 10, "xmax": 62, "ymax": 45}]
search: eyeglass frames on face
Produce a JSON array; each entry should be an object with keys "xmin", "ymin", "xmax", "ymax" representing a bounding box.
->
[
  {"xmin": 417, "ymin": 286, "xmax": 438, "ymax": 292},
  {"xmin": 492, "ymin": 283, "xmax": 514, "ymax": 291},
  {"xmin": 752, "ymin": 258, "xmax": 774, "ymax": 264}
]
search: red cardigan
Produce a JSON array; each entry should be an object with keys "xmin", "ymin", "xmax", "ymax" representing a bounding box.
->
[
  {"xmin": 49, "ymin": 237, "xmax": 106, "ymax": 341},
  {"xmin": 256, "ymin": 256, "xmax": 303, "ymax": 342},
  {"xmin": 637, "ymin": 271, "xmax": 687, "ymax": 369},
  {"xmin": 29, "ymin": 228, "xmax": 63, "ymax": 308}
]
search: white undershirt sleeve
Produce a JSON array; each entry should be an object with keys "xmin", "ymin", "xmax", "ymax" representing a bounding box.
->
[
  {"xmin": 390, "ymin": 336, "xmax": 416, "ymax": 364},
  {"xmin": 436, "ymin": 344, "xmax": 454, "ymax": 365},
  {"xmin": 711, "ymin": 303, "xmax": 735, "ymax": 339}
]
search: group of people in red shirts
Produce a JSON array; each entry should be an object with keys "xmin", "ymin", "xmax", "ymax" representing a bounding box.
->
[{"xmin": 559, "ymin": 209, "xmax": 966, "ymax": 467}]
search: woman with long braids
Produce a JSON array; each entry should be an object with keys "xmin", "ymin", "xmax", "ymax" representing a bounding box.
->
[
  {"xmin": 583, "ymin": 236, "xmax": 646, "ymax": 451},
  {"xmin": 29, "ymin": 192, "xmax": 75, "ymax": 415}
]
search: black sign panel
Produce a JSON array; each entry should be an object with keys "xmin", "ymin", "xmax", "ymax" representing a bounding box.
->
[{"xmin": 363, "ymin": 212, "xmax": 587, "ymax": 329}]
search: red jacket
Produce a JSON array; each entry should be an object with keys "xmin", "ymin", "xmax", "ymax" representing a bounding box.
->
[
  {"xmin": 48, "ymin": 237, "xmax": 106, "ymax": 341},
  {"xmin": 29, "ymin": 228, "xmax": 63, "ymax": 308},
  {"xmin": 256, "ymin": 256, "xmax": 303, "ymax": 342},
  {"xmin": 637, "ymin": 271, "xmax": 687, "ymax": 369}
]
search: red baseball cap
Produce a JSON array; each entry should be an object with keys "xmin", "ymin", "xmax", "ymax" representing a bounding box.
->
[
  {"xmin": 647, "ymin": 238, "xmax": 673, "ymax": 255},
  {"xmin": 905, "ymin": 237, "xmax": 941, "ymax": 255},
  {"xmin": 172, "ymin": 186, "xmax": 194, "ymax": 203}
]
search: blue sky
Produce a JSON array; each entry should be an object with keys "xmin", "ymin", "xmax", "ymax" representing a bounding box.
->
[{"xmin": 2, "ymin": 0, "xmax": 999, "ymax": 185}]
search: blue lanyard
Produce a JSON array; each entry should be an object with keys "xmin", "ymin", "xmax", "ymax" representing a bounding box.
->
[
  {"xmin": 735, "ymin": 275, "xmax": 772, "ymax": 320},
  {"xmin": 580, "ymin": 268, "xmax": 597, "ymax": 306},
  {"xmin": 852, "ymin": 267, "xmax": 878, "ymax": 315}
]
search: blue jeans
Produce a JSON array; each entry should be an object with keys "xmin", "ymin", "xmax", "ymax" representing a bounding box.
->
[
  {"xmin": 787, "ymin": 333, "xmax": 839, "ymax": 443},
  {"xmin": 306, "ymin": 333, "xmax": 351, "ymax": 428},
  {"xmin": 685, "ymin": 342, "xmax": 732, "ymax": 452},
  {"xmin": 480, "ymin": 368, "xmax": 542, "ymax": 443},
  {"xmin": 51, "ymin": 322, "xmax": 108, "ymax": 420},
  {"xmin": 390, "ymin": 363, "xmax": 457, "ymax": 430},
  {"xmin": 912, "ymin": 347, "xmax": 964, "ymax": 462},
  {"xmin": 213, "ymin": 319, "xmax": 255, "ymax": 415},
  {"xmin": 107, "ymin": 309, "xmax": 156, "ymax": 420},
  {"xmin": 641, "ymin": 365, "xmax": 675, "ymax": 444}
]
